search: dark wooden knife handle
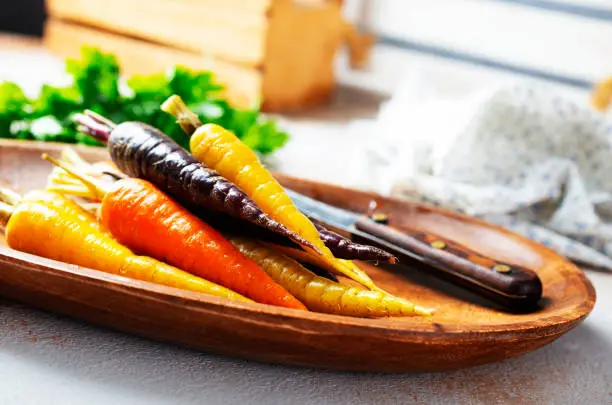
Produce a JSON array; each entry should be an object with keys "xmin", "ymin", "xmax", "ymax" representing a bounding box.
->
[{"xmin": 355, "ymin": 217, "xmax": 543, "ymax": 310}]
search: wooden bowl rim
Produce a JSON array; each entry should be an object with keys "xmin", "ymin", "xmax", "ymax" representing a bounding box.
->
[{"xmin": 0, "ymin": 140, "xmax": 597, "ymax": 344}]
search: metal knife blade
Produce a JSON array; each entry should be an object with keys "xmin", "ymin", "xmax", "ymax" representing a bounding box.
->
[{"xmin": 285, "ymin": 189, "xmax": 359, "ymax": 229}]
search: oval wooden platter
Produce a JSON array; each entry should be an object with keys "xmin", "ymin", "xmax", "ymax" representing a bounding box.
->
[{"xmin": 0, "ymin": 140, "xmax": 596, "ymax": 372}]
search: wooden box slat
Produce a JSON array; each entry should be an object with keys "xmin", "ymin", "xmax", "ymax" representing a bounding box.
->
[
  {"xmin": 47, "ymin": 0, "xmax": 269, "ymax": 66},
  {"xmin": 263, "ymin": 0, "xmax": 343, "ymax": 110},
  {"xmin": 45, "ymin": 0, "xmax": 347, "ymax": 111},
  {"xmin": 44, "ymin": 19, "xmax": 262, "ymax": 109}
]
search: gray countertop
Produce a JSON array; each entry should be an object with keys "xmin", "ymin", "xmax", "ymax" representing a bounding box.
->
[{"xmin": 1, "ymin": 269, "xmax": 610, "ymax": 405}]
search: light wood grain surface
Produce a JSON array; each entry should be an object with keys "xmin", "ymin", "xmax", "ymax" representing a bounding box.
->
[{"xmin": 0, "ymin": 33, "xmax": 611, "ymax": 405}]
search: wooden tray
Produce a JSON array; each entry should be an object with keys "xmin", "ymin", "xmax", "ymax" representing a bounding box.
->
[{"xmin": 0, "ymin": 140, "xmax": 596, "ymax": 372}]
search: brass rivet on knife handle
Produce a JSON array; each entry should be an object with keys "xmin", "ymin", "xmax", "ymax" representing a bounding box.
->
[
  {"xmin": 492, "ymin": 264, "xmax": 512, "ymax": 273},
  {"xmin": 430, "ymin": 240, "xmax": 446, "ymax": 249},
  {"xmin": 370, "ymin": 213, "xmax": 389, "ymax": 225}
]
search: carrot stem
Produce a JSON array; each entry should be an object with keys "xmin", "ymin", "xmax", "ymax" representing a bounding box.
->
[
  {"xmin": 46, "ymin": 185, "xmax": 98, "ymax": 199},
  {"xmin": 0, "ymin": 189, "xmax": 21, "ymax": 206},
  {"xmin": 102, "ymin": 171, "xmax": 126, "ymax": 180},
  {"xmin": 59, "ymin": 147, "xmax": 90, "ymax": 167},
  {"xmin": 0, "ymin": 201, "xmax": 14, "ymax": 231},
  {"xmin": 73, "ymin": 113, "xmax": 113, "ymax": 144},
  {"xmin": 84, "ymin": 109, "xmax": 117, "ymax": 130},
  {"xmin": 42, "ymin": 154, "xmax": 110, "ymax": 201},
  {"xmin": 160, "ymin": 95, "xmax": 201, "ymax": 136}
]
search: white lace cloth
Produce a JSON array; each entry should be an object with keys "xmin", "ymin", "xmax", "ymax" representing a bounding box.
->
[{"xmin": 355, "ymin": 81, "xmax": 612, "ymax": 270}]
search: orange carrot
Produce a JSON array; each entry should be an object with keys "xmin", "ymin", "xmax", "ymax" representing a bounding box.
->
[
  {"xmin": 0, "ymin": 189, "xmax": 253, "ymax": 304},
  {"xmin": 44, "ymin": 154, "xmax": 307, "ymax": 310}
]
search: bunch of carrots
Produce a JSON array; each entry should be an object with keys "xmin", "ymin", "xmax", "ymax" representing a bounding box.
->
[{"xmin": 0, "ymin": 97, "xmax": 435, "ymax": 318}]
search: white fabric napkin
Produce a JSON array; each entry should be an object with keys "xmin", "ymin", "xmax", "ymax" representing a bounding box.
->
[{"xmin": 351, "ymin": 80, "xmax": 612, "ymax": 270}]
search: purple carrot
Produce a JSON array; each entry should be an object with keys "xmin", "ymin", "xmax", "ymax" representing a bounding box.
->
[{"xmin": 73, "ymin": 110, "xmax": 319, "ymax": 253}]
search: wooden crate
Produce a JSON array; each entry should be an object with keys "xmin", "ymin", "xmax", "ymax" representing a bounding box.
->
[{"xmin": 44, "ymin": 0, "xmax": 370, "ymax": 111}]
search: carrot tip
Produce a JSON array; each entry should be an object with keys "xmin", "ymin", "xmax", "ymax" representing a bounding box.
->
[
  {"xmin": 303, "ymin": 242, "xmax": 323, "ymax": 256},
  {"xmin": 417, "ymin": 306, "xmax": 436, "ymax": 317}
]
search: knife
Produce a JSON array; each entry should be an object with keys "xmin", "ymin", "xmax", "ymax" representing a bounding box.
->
[{"xmin": 285, "ymin": 189, "xmax": 543, "ymax": 310}]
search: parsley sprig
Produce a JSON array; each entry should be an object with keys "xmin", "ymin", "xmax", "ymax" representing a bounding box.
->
[{"xmin": 0, "ymin": 47, "xmax": 288, "ymax": 154}]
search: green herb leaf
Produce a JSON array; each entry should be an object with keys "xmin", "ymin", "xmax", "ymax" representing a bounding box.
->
[
  {"xmin": 0, "ymin": 82, "xmax": 31, "ymax": 138},
  {"xmin": 167, "ymin": 66, "xmax": 223, "ymax": 104},
  {"xmin": 240, "ymin": 120, "xmax": 289, "ymax": 155},
  {"xmin": 126, "ymin": 72, "xmax": 170, "ymax": 102},
  {"xmin": 0, "ymin": 47, "xmax": 289, "ymax": 155},
  {"xmin": 226, "ymin": 108, "xmax": 260, "ymax": 137},
  {"xmin": 66, "ymin": 46, "xmax": 120, "ymax": 108},
  {"xmin": 30, "ymin": 115, "xmax": 75, "ymax": 143},
  {"xmin": 34, "ymin": 84, "xmax": 81, "ymax": 119},
  {"xmin": 0, "ymin": 82, "xmax": 29, "ymax": 113}
]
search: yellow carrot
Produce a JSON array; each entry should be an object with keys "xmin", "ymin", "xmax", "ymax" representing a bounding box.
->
[
  {"xmin": 261, "ymin": 242, "xmax": 379, "ymax": 289},
  {"xmin": 43, "ymin": 153, "xmax": 306, "ymax": 310},
  {"xmin": 0, "ymin": 189, "xmax": 253, "ymax": 304},
  {"xmin": 229, "ymin": 236, "xmax": 434, "ymax": 317},
  {"xmin": 161, "ymin": 95, "xmax": 383, "ymax": 292}
]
